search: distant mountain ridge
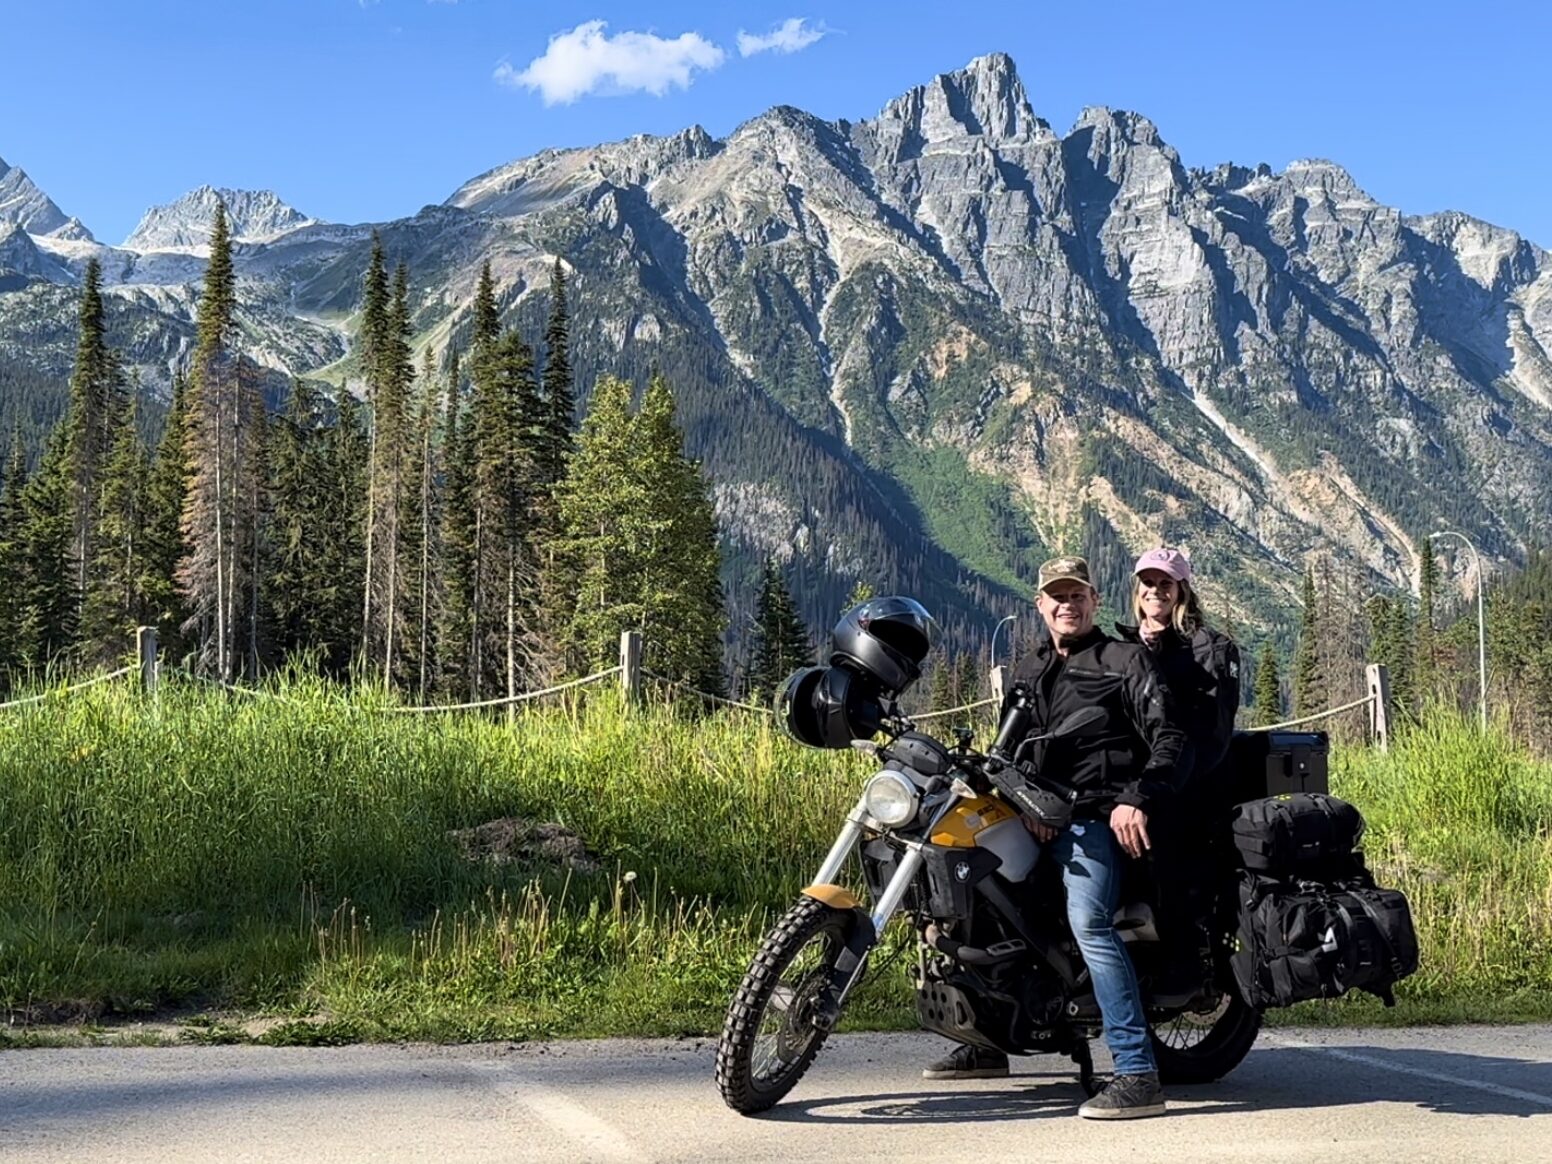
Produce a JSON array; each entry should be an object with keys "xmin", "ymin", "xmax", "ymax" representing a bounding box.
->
[
  {"xmin": 122, "ymin": 185, "xmax": 318, "ymax": 251},
  {"xmin": 0, "ymin": 52, "xmax": 1548, "ymax": 646}
]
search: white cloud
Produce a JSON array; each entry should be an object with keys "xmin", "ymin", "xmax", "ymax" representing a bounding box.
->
[
  {"xmin": 498, "ymin": 21, "xmax": 725, "ymax": 105},
  {"xmin": 736, "ymin": 17, "xmax": 827, "ymax": 57}
]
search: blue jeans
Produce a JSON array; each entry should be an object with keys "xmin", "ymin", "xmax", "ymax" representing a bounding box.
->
[{"xmin": 1048, "ymin": 819, "xmax": 1156, "ymax": 1076}]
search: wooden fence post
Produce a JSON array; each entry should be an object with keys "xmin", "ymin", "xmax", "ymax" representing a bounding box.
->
[
  {"xmin": 137, "ymin": 626, "xmax": 158, "ymax": 695},
  {"xmin": 1366, "ymin": 663, "xmax": 1391, "ymax": 753},
  {"xmin": 620, "ymin": 630, "xmax": 642, "ymax": 703},
  {"xmin": 989, "ymin": 665, "xmax": 1006, "ymax": 704}
]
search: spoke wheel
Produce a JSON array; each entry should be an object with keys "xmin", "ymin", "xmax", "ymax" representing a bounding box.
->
[
  {"xmin": 1150, "ymin": 990, "xmax": 1261, "ymax": 1085},
  {"xmin": 716, "ymin": 896, "xmax": 855, "ymax": 1114}
]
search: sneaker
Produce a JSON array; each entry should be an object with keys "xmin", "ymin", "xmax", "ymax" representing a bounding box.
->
[
  {"xmin": 921, "ymin": 1043, "xmax": 1010, "ymax": 1080},
  {"xmin": 1078, "ymin": 1072, "xmax": 1167, "ymax": 1119}
]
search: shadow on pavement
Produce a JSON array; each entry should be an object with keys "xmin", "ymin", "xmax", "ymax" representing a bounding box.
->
[{"xmin": 760, "ymin": 1045, "xmax": 1552, "ymax": 1124}]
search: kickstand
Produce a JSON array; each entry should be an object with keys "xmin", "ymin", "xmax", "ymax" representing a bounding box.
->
[{"xmin": 1071, "ymin": 1039, "xmax": 1101, "ymax": 1097}]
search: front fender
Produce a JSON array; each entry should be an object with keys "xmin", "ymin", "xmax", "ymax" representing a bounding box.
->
[{"xmin": 801, "ymin": 883, "xmax": 863, "ymax": 911}]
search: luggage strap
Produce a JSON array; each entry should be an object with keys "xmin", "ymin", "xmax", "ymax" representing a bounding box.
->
[{"xmin": 1335, "ymin": 893, "xmax": 1405, "ymax": 980}]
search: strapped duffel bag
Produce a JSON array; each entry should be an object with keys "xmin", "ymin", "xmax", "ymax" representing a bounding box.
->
[
  {"xmin": 1231, "ymin": 792, "xmax": 1365, "ymax": 881},
  {"xmin": 1230, "ymin": 871, "xmax": 1420, "ymax": 1009}
]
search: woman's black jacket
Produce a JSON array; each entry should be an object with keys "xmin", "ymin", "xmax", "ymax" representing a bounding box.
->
[{"xmin": 1114, "ymin": 621, "xmax": 1241, "ymax": 791}]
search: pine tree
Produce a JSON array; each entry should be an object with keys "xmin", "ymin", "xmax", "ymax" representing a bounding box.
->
[
  {"xmin": 407, "ymin": 346, "xmax": 442, "ymax": 700},
  {"xmin": 537, "ymin": 258, "xmax": 574, "ymax": 495},
  {"xmin": 470, "ymin": 328, "xmax": 543, "ymax": 699},
  {"xmin": 321, "ymin": 390, "xmax": 368, "ymax": 677},
  {"xmin": 0, "ymin": 433, "xmax": 30, "ymax": 686},
  {"xmin": 266, "ymin": 379, "xmax": 327, "ymax": 661},
  {"xmin": 472, "ymin": 262, "xmax": 500, "ymax": 348},
  {"xmin": 1366, "ymin": 594, "xmax": 1415, "ymax": 720},
  {"xmin": 553, "ymin": 376, "xmax": 647, "ymax": 673},
  {"xmin": 1292, "ymin": 565, "xmax": 1322, "ymax": 716},
  {"xmin": 928, "ymin": 654, "xmax": 951, "ymax": 711},
  {"xmin": 749, "ymin": 557, "xmax": 811, "ymax": 698},
  {"xmin": 438, "ymin": 348, "xmax": 475, "ymax": 695},
  {"xmin": 359, "ymin": 244, "xmax": 417, "ymax": 685},
  {"xmin": 178, "ymin": 201, "xmax": 263, "ymax": 679},
  {"xmin": 64, "ymin": 256, "xmax": 126, "ymax": 626},
  {"xmin": 80, "ymin": 390, "xmax": 150, "ymax": 659},
  {"xmin": 952, "ymin": 650, "xmax": 977, "ymax": 709},
  {"xmin": 459, "ymin": 265, "xmax": 506, "ymax": 696},
  {"xmin": 632, "ymin": 373, "xmax": 726, "ymax": 693},
  {"xmin": 1253, "ymin": 642, "xmax": 1284, "ymax": 726},
  {"xmin": 18, "ymin": 430, "xmax": 78, "ymax": 666},
  {"xmin": 142, "ymin": 369, "xmax": 190, "ymax": 661}
]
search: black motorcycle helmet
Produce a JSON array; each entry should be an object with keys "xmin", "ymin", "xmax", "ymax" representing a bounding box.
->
[
  {"xmin": 778, "ymin": 664, "xmax": 884, "ymax": 748},
  {"xmin": 830, "ymin": 596, "xmax": 938, "ymax": 697}
]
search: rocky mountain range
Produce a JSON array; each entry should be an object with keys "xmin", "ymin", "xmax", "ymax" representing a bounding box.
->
[{"xmin": 1, "ymin": 53, "xmax": 1548, "ymax": 648}]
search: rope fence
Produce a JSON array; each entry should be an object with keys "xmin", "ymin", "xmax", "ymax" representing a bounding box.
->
[
  {"xmin": 0, "ymin": 666, "xmax": 136, "ymax": 710},
  {"xmin": 0, "ymin": 626, "xmax": 1398, "ymax": 752},
  {"xmin": 913, "ymin": 696, "xmax": 1000, "ymax": 721},
  {"xmin": 164, "ymin": 666, "xmax": 305, "ymax": 705},
  {"xmin": 1256, "ymin": 693, "xmax": 1376, "ymax": 733},
  {"xmin": 386, "ymin": 667, "xmax": 622, "ymax": 713},
  {"xmin": 642, "ymin": 669, "xmax": 774, "ymax": 714}
]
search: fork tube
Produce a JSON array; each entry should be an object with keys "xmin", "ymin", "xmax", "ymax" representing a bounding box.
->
[
  {"xmin": 869, "ymin": 844, "xmax": 926, "ymax": 934},
  {"xmin": 812, "ymin": 794, "xmax": 869, "ymax": 886}
]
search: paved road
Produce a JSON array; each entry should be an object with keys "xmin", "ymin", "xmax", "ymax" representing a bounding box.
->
[{"xmin": 2, "ymin": 1025, "xmax": 1550, "ymax": 1162}]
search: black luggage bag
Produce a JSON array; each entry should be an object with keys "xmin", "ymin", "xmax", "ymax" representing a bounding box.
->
[
  {"xmin": 1230, "ymin": 792, "xmax": 1365, "ymax": 882},
  {"xmin": 1230, "ymin": 870, "xmax": 1419, "ymax": 1009}
]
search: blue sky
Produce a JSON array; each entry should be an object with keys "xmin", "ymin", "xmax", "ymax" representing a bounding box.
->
[{"xmin": 4, "ymin": 0, "xmax": 1549, "ymax": 247}]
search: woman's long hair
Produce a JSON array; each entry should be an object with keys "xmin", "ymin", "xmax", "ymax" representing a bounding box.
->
[{"xmin": 1131, "ymin": 575, "xmax": 1205, "ymax": 636}]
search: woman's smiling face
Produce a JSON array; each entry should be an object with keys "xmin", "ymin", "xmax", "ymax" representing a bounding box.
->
[{"xmin": 1137, "ymin": 569, "xmax": 1179, "ymax": 625}]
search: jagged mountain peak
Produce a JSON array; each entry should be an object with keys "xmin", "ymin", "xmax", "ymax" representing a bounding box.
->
[
  {"xmin": 1071, "ymin": 105, "xmax": 1168, "ymax": 150},
  {"xmin": 1280, "ymin": 158, "xmax": 1375, "ymax": 202},
  {"xmin": 873, "ymin": 52, "xmax": 1053, "ymax": 149},
  {"xmin": 0, "ymin": 155, "xmax": 74, "ymax": 238},
  {"xmin": 123, "ymin": 185, "xmax": 316, "ymax": 251}
]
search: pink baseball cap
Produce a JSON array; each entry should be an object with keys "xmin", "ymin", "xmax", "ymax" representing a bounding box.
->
[{"xmin": 1134, "ymin": 547, "xmax": 1192, "ymax": 582}]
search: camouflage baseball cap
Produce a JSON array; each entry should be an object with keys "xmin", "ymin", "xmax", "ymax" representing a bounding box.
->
[{"xmin": 1037, "ymin": 556, "xmax": 1093, "ymax": 593}]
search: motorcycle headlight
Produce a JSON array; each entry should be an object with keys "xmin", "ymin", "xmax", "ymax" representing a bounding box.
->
[{"xmin": 864, "ymin": 770, "xmax": 920, "ymax": 828}]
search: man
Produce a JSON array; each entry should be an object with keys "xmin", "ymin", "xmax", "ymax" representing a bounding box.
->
[{"xmin": 922, "ymin": 556, "xmax": 1187, "ymax": 1120}]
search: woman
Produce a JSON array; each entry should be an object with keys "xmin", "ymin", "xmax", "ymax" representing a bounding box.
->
[
  {"xmin": 1115, "ymin": 547, "xmax": 1242, "ymax": 1005},
  {"xmin": 1115, "ymin": 547, "xmax": 1241, "ymax": 794}
]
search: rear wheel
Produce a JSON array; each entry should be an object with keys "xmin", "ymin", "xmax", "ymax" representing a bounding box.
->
[
  {"xmin": 715, "ymin": 895, "xmax": 855, "ymax": 1114},
  {"xmin": 1150, "ymin": 991, "xmax": 1261, "ymax": 1085}
]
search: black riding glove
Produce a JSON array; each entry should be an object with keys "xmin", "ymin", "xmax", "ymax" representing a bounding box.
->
[{"xmin": 989, "ymin": 762, "xmax": 1073, "ymax": 831}]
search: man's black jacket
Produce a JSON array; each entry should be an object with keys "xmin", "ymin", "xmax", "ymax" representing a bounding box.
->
[{"xmin": 1001, "ymin": 627, "xmax": 1188, "ymax": 819}]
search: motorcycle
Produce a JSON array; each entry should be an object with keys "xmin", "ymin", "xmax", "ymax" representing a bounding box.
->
[{"xmin": 714, "ymin": 693, "xmax": 1262, "ymax": 1115}]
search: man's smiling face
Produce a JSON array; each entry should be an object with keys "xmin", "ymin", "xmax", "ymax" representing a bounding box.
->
[{"xmin": 1038, "ymin": 581, "xmax": 1098, "ymax": 643}]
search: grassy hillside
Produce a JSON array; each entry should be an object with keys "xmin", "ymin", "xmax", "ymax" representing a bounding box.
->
[{"xmin": 0, "ymin": 680, "xmax": 1546, "ymax": 1044}]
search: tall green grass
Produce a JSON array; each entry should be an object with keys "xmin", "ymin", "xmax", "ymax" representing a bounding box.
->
[{"xmin": 0, "ymin": 680, "xmax": 1546, "ymax": 1040}]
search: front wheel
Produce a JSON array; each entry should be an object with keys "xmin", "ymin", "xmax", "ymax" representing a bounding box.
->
[
  {"xmin": 715, "ymin": 895, "xmax": 857, "ymax": 1114},
  {"xmin": 1150, "ymin": 991, "xmax": 1262, "ymax": 1085}
]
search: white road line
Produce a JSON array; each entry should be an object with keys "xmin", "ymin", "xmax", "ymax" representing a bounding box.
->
[
  {"xmin": 509, "ymin": 1081, "xmax": 650, "ymax": 1163},
  {"xmin": 1265, "ymin": 1034, "xmax": 1552, "ymax": 1108}
]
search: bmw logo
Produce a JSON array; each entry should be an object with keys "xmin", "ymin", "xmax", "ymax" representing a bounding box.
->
[{"xmin": 954, "ymin": 861, "xmax": 971, "ymax": 883}]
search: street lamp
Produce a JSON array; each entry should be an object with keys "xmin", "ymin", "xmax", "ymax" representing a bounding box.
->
[
  {"xmin": 1428, "ymin": 530, "xmax": 1487, "ymax": 730},
  {"xmin": 987, "ymin": 614, "xmax": 1016, "ymax": 703},
  {"xmin": 990, "ymin": 614, "xmax": 1016, "ymax": 669}
]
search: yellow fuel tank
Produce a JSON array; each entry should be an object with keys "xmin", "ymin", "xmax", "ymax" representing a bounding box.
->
[{"xmin": 929, "ymin": 796, "xmax": 1039, "ymax": 881}]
